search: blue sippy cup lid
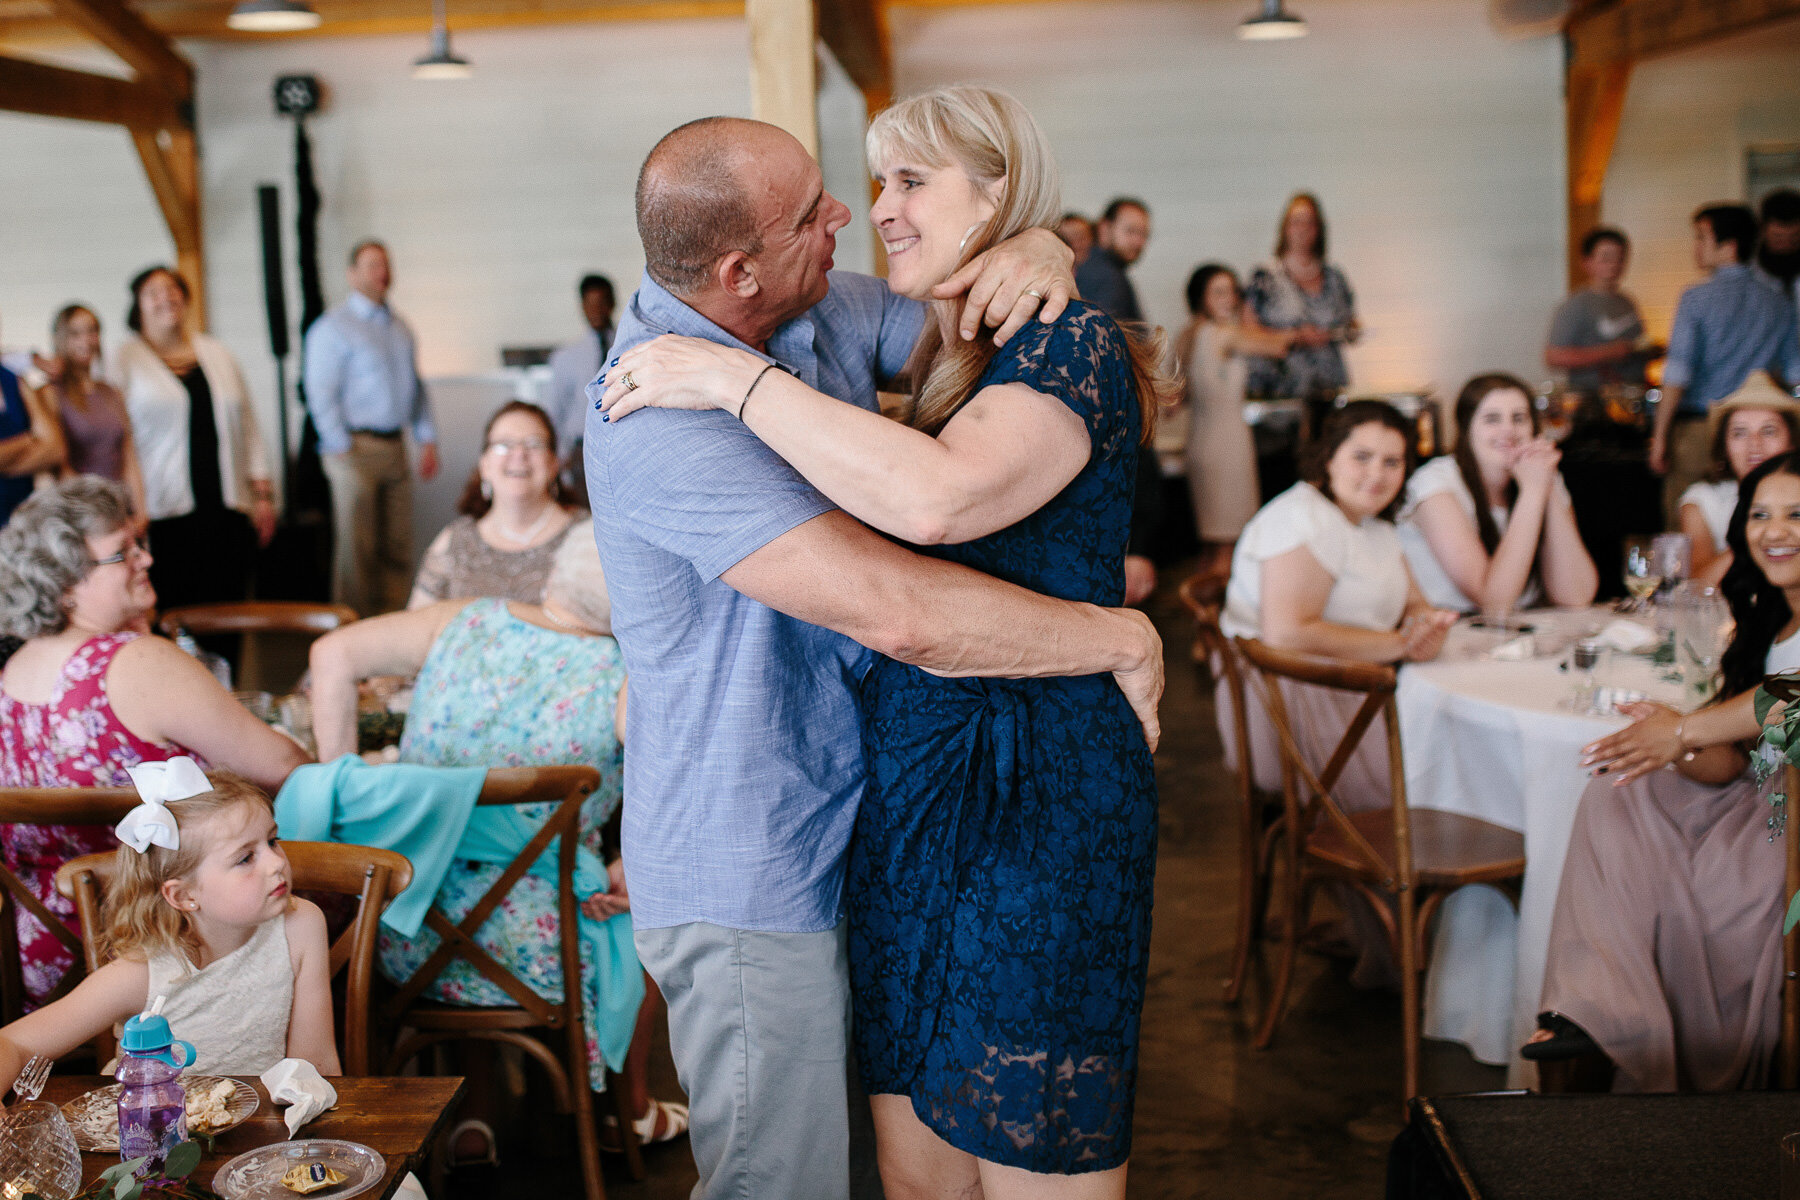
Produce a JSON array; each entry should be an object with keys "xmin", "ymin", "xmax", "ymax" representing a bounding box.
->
[{"xmin": 119, "ymin": 999, "xmax": 196, "ymax": 1067}]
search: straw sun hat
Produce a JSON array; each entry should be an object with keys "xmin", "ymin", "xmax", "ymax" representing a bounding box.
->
[{"xmin": 1707, "ymin": 371, "xmax": 1800, "ymax": 435}]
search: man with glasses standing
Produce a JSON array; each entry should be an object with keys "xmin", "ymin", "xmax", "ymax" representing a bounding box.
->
[{"xmin": 304, "ymin": 240, "xmax": 440, "ymax": 615}]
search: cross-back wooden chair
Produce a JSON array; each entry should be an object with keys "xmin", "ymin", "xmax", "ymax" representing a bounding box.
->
[
  {"xmin": 1178, "ymin": 571, "xmax": 1283, "ymax": 1004},
  {"xmin": 0, "ymin": 787, "xmax": 141, "ymax": 1026},
  {"xmin": 1233, "ymin": 636, "xmax": 1526, "ymax": 1100},
  {"xmin": 379, "ymin": 764, "xmax": 630, "ymax": 1200},
  {"xmin": 55, "ymin": 841, "xmax": 413, "ymax": 1074}
]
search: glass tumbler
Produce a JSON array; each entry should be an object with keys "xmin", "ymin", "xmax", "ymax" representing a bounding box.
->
[{"xmin": 0, "ymin": 1101, "xmax": 84, "ymax": 1200}]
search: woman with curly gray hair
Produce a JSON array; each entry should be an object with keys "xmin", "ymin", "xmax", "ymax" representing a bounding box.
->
[{"xmin": 0, "ymin": 475, "xmax": 308, "ymax": 1005}]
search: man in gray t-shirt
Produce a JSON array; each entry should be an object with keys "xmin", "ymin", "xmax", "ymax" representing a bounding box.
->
[{"xmin": 1546, "ymin": 226, "xmax": 1656, "ymax": 392}]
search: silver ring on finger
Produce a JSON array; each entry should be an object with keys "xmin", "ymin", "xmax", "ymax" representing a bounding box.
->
[{"xmin": 1025, "ymin": 289, "xmax": 1045, "ymax": 300}]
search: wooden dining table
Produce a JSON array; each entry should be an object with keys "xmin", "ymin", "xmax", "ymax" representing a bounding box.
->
[{"xmin": 43, "ymin": 1075, "xmax": 464, "ymax": 1199}]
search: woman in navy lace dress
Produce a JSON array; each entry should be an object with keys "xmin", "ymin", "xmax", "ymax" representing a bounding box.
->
[{"xmin": 598, "ymin": 86, "xmax": 1172, "ymax": 1196}]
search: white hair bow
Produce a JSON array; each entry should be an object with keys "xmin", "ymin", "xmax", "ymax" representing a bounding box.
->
[{"xmin": 116, "ymin": 757, "xmax": 211, "ymax": 853}]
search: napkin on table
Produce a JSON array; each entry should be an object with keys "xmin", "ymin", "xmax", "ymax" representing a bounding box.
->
[
  {"xmin": 1598, "ymin": 619, "xmax": 1659, "ymax": 653},
  {"xmin": 260, "ymin": 1057, "xmax": 337, "ymax": 1137}
]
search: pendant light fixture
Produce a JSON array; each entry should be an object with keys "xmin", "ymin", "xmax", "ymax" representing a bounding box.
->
[
  {"xmin": 412, "ymin": 0, "xmax": 471, "ymax": 79},
  {"xmin": 226, "ymin": 0, "xmax": 321, "ymax": 32},
  {"xmin": 1237, "ymin": 0, "xmax": 1307, "ymax": 39}
]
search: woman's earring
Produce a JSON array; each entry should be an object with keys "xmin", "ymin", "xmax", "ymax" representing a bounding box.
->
[{"xmin": 959, "ymin": 222, "xmax": 985, "ymax": 255}]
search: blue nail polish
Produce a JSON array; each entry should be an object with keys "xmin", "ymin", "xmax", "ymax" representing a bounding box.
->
[{"xmin": 601, "ymin": 413, "xmax": 609, "ymax": 423}]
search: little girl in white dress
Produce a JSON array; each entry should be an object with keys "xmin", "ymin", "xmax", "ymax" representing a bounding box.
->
[{"xmin": 0, "ymin": 758, "xmax": 339, "ymax": 1091}]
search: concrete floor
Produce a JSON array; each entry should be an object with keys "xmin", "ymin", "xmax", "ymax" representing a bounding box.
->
[{"xmin": 445, "ymin": 569, "xmax": 1507, "ymax": 1198}]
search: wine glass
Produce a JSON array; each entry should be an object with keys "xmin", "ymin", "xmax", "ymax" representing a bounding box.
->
[
  {"xmin": 1623, "ymin": 537, "xmax": 1662, "ymax": 613},
  {"xmin": 0, "ymin": 1101, "xmax": 83, "ymax": 1200},
  {"xmin": 1674, "ymin": 585, "xmax": 1731, "ymax": 699}
]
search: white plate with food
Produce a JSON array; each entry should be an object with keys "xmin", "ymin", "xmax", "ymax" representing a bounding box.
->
[
  {"xmin": 213, "ymin": 1139, "xmax": 384, "ymax": 1199},
  {"xmin": 62, "ymin": 1075, "xmax": 258, "ymax": 1152}
]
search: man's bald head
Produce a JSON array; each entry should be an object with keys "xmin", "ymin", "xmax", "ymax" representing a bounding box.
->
[{"xmin": 637, "ymin": 117, "xmax": 790, "ymax": 295}]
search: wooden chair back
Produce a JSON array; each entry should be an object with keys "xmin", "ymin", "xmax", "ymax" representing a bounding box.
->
[
  {"xmin": 1232, "ymin": 636, "xmax": 1410, "ymax": 892},
  {"xmin": 157, "ymin": 602, "xmax": 360, "ymax": 639},
  {"xmin": 380, "ymin": 764, "xmax": 616, "ymax": 1200},
  {"xmin": 1783, "ymin": 765, "xmax": 1800, "ymax": 1089},
  {"xmin": 0, "ymin": 788, "xmax": 141, "ymax": 1025},
  {"xmin": 54, "ymin": 841, "xmax": 414, "ymax": 1073}
]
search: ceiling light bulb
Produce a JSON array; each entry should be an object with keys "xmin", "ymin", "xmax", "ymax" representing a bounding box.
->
[
  {"xmin": 1238, "ymin": 0, "xmax": 1307, "ymax": 39},
  {"xmin": 226, "ymin": 0, "xmax": 321, "ymax": 32}
]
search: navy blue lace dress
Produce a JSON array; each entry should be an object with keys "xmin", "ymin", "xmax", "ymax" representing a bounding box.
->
[{"xmin": 847, "ymin": 301, "xmax": 1159, "ymax": 1174}]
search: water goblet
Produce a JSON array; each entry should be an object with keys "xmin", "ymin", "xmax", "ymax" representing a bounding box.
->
[
  {"xmin": 1623, "ymin": 536, "xmax": 1661, "ymax": 614},
  {"xmin": 0, "ymin": 1101, "xmax": 84, "ymax": 1200}
]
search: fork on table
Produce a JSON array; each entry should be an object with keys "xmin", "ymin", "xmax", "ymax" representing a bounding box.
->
[{"xmin": 10, "ymin": 1054, "xmax": 49, "ymax": 1104}]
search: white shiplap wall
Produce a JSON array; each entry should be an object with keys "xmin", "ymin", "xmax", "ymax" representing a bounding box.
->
[
  {"xmin": 890, "ymin": 0, "xmax": 1568, "ymax": 395},
  {"xmin": 1601, "ymin": 16, "xmax": 1800, "ymax": 341},
  {"xmin": 5, "ymin": 0, "xmax": 1568, "ymax": 455}
]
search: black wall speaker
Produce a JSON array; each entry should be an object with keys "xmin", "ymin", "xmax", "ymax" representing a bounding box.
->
[{"xmin": 258, "ymin": 184, "xmax": 289, "ymax": 358}]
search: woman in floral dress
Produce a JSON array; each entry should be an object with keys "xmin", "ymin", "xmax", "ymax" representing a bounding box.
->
[
  {"xmin": 308, "ymin": 531, "xmax": 684, "ymax": 1147},
  {"xmin": 0, "ymin": 476, "xmax": 307, "ymax": 1005}
]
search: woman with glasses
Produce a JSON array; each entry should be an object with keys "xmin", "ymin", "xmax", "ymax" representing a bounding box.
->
[
  {"xmin": 408, "ymin": 402, "xmax": 584, "ymax": 609},
  {"xmin": 0, "ymin": 476, "xmax": 309, "ymax": 1006}
]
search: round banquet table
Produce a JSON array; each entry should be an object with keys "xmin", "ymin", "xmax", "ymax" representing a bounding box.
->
[{"xmin": 1395, "ymin": 610, "xmax": 1687, "ymax": 1085}]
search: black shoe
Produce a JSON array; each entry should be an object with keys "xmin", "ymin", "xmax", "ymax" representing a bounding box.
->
[{"xmin": 1520, "ymin": 1011, "xmax": 1599, "ymax": 1061}]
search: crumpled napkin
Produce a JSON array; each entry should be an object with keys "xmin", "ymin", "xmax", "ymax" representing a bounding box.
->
[
  {"xmin": 1598, "ymin": 619, "xmax": 1660, "ymax": 653},
  {"xmin": 1488, "ymin": 634, "xmax": 1537, "ymax": 661},
  {"xmin": 260, "ymin": 1058, "xmax": 337, "ymax": 1137}
]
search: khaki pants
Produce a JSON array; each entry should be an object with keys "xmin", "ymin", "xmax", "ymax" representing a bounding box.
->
[
  {"xmin": 321, "ymin": 433, "xmax": 413, "ymax": 617},
  {"xmin": 1663, "ymin": 416, "xmax": 1712, "ymax": 527}
]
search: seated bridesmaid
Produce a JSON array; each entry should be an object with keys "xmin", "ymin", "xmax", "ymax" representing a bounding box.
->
[
  {"xmin": 1678, "ymin": 372, "xmax": 1800, "ymax": 588},
  {"xmin": 1529, "ymin": 450, "xmax": 1800, "ymax": 1091},
  {"xmin": 1397, "ymin": 373, "xmax": 1597, "ymax": 615},
  {"xmin": 0, "ymin": 477, "xmax": 309, "ymax": 1007},
  {"xmin": 1220, "ymin": 399, "xmax": 1456, "ymax": 792}
]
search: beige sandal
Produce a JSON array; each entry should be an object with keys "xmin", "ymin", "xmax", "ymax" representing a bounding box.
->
[{"xmin": 601, "ymin": 1097, "xmax": 690, "ymax": 1151}]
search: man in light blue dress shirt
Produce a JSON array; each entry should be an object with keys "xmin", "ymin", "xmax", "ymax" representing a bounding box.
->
[
  {"xmin": 1651, "ymin": 204, "xmax": 1800, "ymax": 518},
  {"xmin": 546, "ymin": 274, "xmax": 615, "ymax": 455},
  {"xmin": 586, "ymin": 117, "xmax": 1160, "ymax": 1200},
  {"xmin": 303, "ymin": 240, "xmax": 439, "ymax": 615}
]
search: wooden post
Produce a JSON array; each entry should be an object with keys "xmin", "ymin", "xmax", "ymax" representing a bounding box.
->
[
  {"xmin": 1563, "ymin": 59, "xmax": 1631, "ymax": 290},
  {"xmin": 747, "ymin": 0, "xmax": 818, "ymax": 157},
  {"xmin": 131, "ymin": 126, "xmax": 207, "ymax": 325}
]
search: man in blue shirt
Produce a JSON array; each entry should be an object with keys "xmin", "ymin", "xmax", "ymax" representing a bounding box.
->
[
  {"xmin": 586, "ymin": 117, "xmax": 1160, "ymax": 1200},
  {"xmin": 1651, "ymin": 203, "xmax": 1800, "ymax": 517},
  {"xmin": 303, "ymin": 240, "xmax": 440, "ymax": 615},
  {"xmin": 546, "ymin": 273, "xmax": 615, "ymax": 476}
]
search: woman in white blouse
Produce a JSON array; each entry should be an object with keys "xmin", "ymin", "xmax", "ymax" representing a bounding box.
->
[
  {"xmin": 108, "ymin": 266, "xmax": 274, "ymax": 612},
  {"xmin": 1221, "ymin": 401, "xmax": 1455, "ymax": 792},
  {"xmin": 1678, "ymin": 373, "xmax": 1799, "ymax": 587},
  {"xmin": 1222, "ymin": 400, "xmax": 1455, "ymax": 987},
  {"xmin": 1397, "ymin": 373, "xmax": 1597, "ymax": 617}
]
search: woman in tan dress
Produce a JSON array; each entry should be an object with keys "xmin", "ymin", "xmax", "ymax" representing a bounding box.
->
[
  {"xmin": 1179, "ymin": 264, "xmax": 1295, "ymax": 575},
  {"xmin": 1532, "ymin": 450, "xmax": 1800, "ymax": 1091}
]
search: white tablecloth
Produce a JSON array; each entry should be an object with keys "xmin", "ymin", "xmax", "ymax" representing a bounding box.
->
[{"xmin": 1397, "ymin": 613, "xmax": 1684, "ymax": 1082}]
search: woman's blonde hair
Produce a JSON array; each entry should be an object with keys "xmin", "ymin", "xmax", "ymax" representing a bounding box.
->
[
  {"xmin": 866, "ymin": 85, "xmax": 1171, "ymax": 440},
  {"xmin": 100, "ymin": 772, "xmax": 274, "ymax": 967}
]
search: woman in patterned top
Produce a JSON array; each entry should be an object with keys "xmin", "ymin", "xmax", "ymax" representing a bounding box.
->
[
  {"xmin": 1243, "ymin": 192, "xmax": 1362, "ymax": 400},
  {"xmin": 0, "ymin": 476, "xmax": 308, "ymax": 1006},
  {"xmin": 408, "ymin": 401, "xmax": 584, "ymax": 610},
  {"xmin": 598, "ymin": 85, "xmax": 1173, "ymax": 1199}
]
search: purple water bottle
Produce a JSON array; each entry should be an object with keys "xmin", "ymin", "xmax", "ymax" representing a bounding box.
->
[{"xmin": 116, "ymin": 1002, "xmax": 196, "ymax": 1176}]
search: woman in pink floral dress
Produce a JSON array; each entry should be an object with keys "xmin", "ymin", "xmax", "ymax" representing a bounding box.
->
[{"xmin": 0, "ymin": 477, "xmax": 308, "ymax": 1005}]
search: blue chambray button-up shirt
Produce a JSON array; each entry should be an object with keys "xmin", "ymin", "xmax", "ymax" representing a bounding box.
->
[
  {"xmin": 1664, "ymin": 264, "xmax": 1800, "ymax": 412},
  {"xmin": 584, "ymin": 270, "xmax": 922, "ymax": 933},
  {"xmin": 302, "ymin": 290, "xmax": 437, "ymax": 455}
]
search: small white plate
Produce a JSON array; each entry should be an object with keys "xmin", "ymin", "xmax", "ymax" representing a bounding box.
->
[
  {"xmin": 62, "ymin": 1076, "xmax": 258, "ymax": 1152},
  {"xmin": 214, "ymin": 1139, "xmax": 385, "ymax": 1200}
]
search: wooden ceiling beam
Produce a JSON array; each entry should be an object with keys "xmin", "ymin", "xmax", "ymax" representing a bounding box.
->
[
  {"xmin": 1569, "ymin": 0, "xmax": 1800, "ymax": 68},
  {"xmin": 47, "ymin": 0, "xmax": 191, "ymax": 98},
  {"xmin": 818, "ymin": 0, "xmax": 890, "ymax": 106},
  {"xmin": 0, "ymin": 52, "xmax": 181, "ymax": 126},
  {"xmin": 0, "ymin": 0, "xmax": 745, "ymax": 43}
]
